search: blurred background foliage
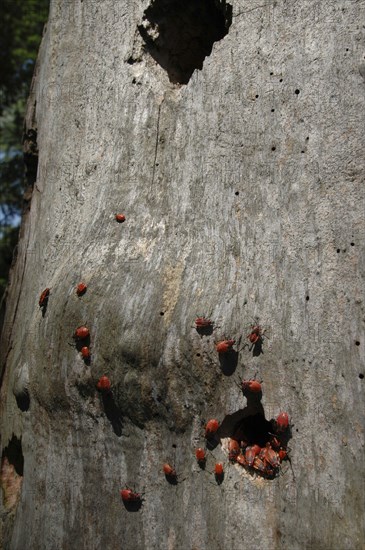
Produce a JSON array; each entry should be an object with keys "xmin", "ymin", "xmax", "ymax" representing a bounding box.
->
[{"xmin": 0, "ymin": 0, "xmax": 49, "ymax": 300}]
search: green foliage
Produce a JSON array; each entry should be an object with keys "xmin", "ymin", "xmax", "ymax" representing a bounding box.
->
[
  {"xmin": 0, "ymin": 225, "xmax": 19, "ymax": 299},
  {"xmin": 0, "ymin": 0, "xmax": 49, "ymax": 109},
  {"xmin": 0, "ymin": 0, "xmax": 49, "ymax": 302}
]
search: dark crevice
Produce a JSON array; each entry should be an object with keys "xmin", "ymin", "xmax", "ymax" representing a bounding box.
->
[
  {"xmin": 15, "ymin": 390, "xmax": 30, "ymax": 412},
  {"xmin": 23, "ymin": 128, "xmax": 38, "ymax": 189},
  {"xmin": 138, "ymin": 0, "xmax": 232, "ymax": 84},
  {"xmin": 218, "ymin": 393, "xmax": 292, "ymax": 479},
  {"xmin": 1, "ymin": 435, "xmax": 24, "ymax": 476},
  {"xmin": 221, "ymin": 410, "xmax": 273, "ymax": 447}
]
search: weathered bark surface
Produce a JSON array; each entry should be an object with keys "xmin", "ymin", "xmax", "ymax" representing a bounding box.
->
[{"xmin": 1, "ymin": 1, "xmax": 364, "ymax": 549}]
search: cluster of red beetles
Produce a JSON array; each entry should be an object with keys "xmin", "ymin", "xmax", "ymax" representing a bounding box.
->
[
  {"xmin": 120, "ymin": 409, "xmax": 290, "ymax": 505},
  {"xmin": 39, "ymin": 268, "xmax": 291, "ymax": 507},
  {"xmin": 119, "ymin": 318, "xmax": 291, "ymax": 504},
  {"xmin": 199, "ymin": 411, "xmax": 290, "ymax": 480}
]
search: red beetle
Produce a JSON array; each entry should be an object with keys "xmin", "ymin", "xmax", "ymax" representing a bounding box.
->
[
  {"xmin": 245, "ymin": 444, "xmax": 261, "ymax": 466},
  {"xmin": 252, "ymin": 455, "xmax": 275, "ymax": 477},
  {"xmin": 216, "ymin": 340, "xmax": 235, "ymax": 353},
  {"xmin": 278, "ymin": 448, "xmax": 288, "ymax": 462},
  {"xmin": 76, "ymin": 282, "xmax": 87, "ymax": 296},
  {"xmin": 214, "ymin": 463, "xmax": 224, "ymax": 479},
  {"xmin": 195, "ymin": 317, "xmax": 213, "ymax": 329},
  {"xmin": 115, "ymin": 213, "xmax": 126, "ymax": 223},
  {"xmin": 74, "ymin": 326, "xmax": 89, "ymax": 340},
  {"xmin": 96, "ymin": 376, "xmax": 111, "ymax": 392},
  {"xmin": 240, "ymin": 379, "xmax": 262, "ymax": 393},
  {"xmin": 228, "ymin": 439, "xmax": 240, "ymax": 462},
  {"xmin": 276, "ymin": 412, "xmax": 289, "ymax": 432},
  {"xmin": 236, "ymin": 454, "xmax": 247, "ymax": 467},
  {"xmin": 39, "ymin": 288, "xmax": 50, "ymax": 308},
  {"xmin": 252, "ymin": 455, "xmax": 266, "ymax": 473},
  {"xmin": 205, "ymin": 419, "xmax": 219, "ymax": 438},
  {"xmin": 120, "ymin": 488, "xmax": 142, "ymax": 502},
  {"xmin": 269, "ymin": 434, "xmax": 281, "ymax": 450},
  {"xmin": 247, "ymin": 325, "xmax": 264, "ymax": 344},
  {"xmin": 163, "ymin": 463, "xmax": 176, "ymax": 477},
  {"xmin": 81, "ymin": 346, "xmax": 90, "ymax": 359},
  {"xmin": 195, "ymin": 448, "xmax": 206, "ymax": 465},
  {"xmin": 251, "ymin": 444, "xmax": 261, "ymax": 455},
  {"xmin": 262, "ymin": 443, "xmax": 280, "ymax": 469}
]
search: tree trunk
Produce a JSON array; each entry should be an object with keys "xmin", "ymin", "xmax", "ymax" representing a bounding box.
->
[{"xmin": 1, "ymin": 1, "xmax": 364, "ymax": 549}]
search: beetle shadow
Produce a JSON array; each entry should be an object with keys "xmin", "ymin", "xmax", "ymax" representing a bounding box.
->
[
  {"xmin": 218, "ymin": 350, "xmax": 238, "ymax": 376},
  {"xmin": 122, "ymin": 499, "xmax": 143, "ymax": 512},
  {"xmin": 101, "ymin": 393, "xmax": 123, "ymax": 437},
  {"xmin": 164, "ymin": 473, "xmax": 178, "ymax": 485},
  {"xmin": 40, "ymin": 303, "xmax": 48, "ymax": 318},
  {"xmin": 251, "ymin": 340, "xmax": 263, "ymax": 356},
  {"xmin": 205, "ymin": 435, "xmax": 220, "ymax": 451},
  {"xmin": 214, "ymin": 472, "xmax": 224, "ymax": 485},
  {"xmin": 197, "ymin": 460, "xmax": 206, "ymax": 470},
  {"xmin": 196, "ymin": 325, "xmax": 214, "ymax": 337}
]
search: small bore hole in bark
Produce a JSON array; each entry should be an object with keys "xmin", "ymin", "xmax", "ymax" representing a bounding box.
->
[
  {"xmin": 306, "ymin": 296, "xmax": 309, "ymax": 301},
  {"xmin": 295, "ymin": 89, "xmax": 300, "ymax": 95},
  {"xmin": 351, "ymin": 242, "xmax": 354, "ymax": 246},
  {"xmin": 160, "ymin": 311, "xmax": 165, "ymax": 316},
  {"xmin": 355, "ymin": 341, "xmax": 360, "ymax": 346},
  {"xmin": 337, "ymin": 249, "xmax": 340, "ymax": 253},
  {"xmin": 235, "ymin": 191, "xmax": 239, "ymax": 196},
  {"xmin": 138, "ymin": 0, "xmax": 232, "ymax": 84},
  {"xmin": 271, "ymin": 146, "xmax": 276, "ymax": 151},
  {"xmin": 359, "ymin": 373, "xmax": 364, "ymax": 379}
]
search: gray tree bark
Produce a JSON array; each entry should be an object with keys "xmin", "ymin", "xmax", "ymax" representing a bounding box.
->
[{"xmin": 1, "ymin": 1, "xmax": 365, "ymax": 549}]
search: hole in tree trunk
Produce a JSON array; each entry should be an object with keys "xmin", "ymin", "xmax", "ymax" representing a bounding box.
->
[
  {"xmin": 1, "ymin": 436, "xmax": 24, "ymax": 511},
  {"xmin": 23, "ymin": 129, "xmax": 38, "ymax": 187},
  {"xmin": 1, "ymin": 436, "xmax": 24, "ymax": 476},
  {"xmin": 138, "ymin": 0, "xmax": 232, "ymax": 84}
]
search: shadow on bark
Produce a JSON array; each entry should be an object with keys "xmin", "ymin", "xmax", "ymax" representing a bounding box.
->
[
  {"xmin": 137, "ymin": 0, "xmax": 232, "ymax": 84},
  {"xmin": 218, "ymin": 349, "xmax": 238, "ymax": 375},
  {"xmin": 101, "ymin": 393, "xmax": 123, "ymax": 437}
]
